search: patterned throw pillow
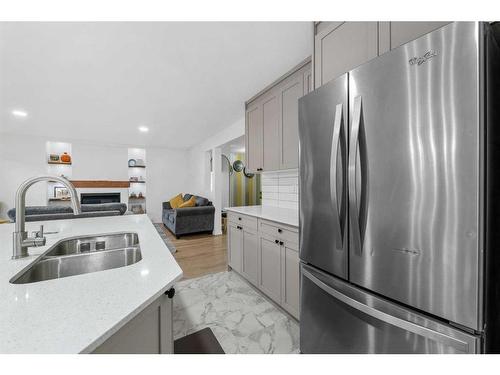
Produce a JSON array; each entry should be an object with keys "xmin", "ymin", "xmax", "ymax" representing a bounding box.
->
[
  {"xmin": 169, "ymin": 194, "xmax": 184, "ymax": 209},
  {"xmin": 178, "ymin": 196, "xmax": 196, "ymax": 208}
]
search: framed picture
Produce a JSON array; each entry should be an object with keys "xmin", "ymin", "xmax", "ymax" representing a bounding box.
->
[{"xmin": 54, "ymin": 186, "xmax": 70, "ymax": 199}]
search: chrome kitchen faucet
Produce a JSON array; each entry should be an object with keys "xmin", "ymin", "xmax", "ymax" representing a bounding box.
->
[{"xmin": 12, "ymin": 175, "xmax": 82, "ymax": 259}]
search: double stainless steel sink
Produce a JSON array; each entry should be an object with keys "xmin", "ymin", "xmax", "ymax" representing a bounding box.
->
[{"xmin": 10, "ymin": 232, "xmax": 142, "ymax": 284}]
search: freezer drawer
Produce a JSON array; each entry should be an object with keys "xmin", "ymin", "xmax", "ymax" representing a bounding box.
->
[{"xmin": 300, "ymin": 264, "xmax": 481, "ymax": 354}]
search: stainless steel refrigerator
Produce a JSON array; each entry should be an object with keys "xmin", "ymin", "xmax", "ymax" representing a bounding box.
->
[{"xmin": 298, "ymin": 22, "xmax": 500, "ymax": 354}]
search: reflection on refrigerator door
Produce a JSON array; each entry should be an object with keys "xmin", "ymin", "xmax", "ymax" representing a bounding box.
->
[{"xmin": 300, "ymin": 264, "xmax": 481, "ymax": 354}]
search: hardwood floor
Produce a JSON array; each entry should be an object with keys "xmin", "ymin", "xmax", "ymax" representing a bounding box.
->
[{"xmin": 160, "ymin": 226, "xmax": 228, "ymax": 280}]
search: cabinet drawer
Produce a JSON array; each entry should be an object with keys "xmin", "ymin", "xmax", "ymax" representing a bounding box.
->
[
  {"xmin": 227, "ymin": 212, "xmax": 258, "ymax": 231},
  {"xmin": 259, "ymin": 219, "xmax": 299, "ymax": 246}
]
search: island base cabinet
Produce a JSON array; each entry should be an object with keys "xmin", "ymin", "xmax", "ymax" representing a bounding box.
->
[{"xmin": 92, "ymin": 294, "xmax": 173, "ymax": 354}]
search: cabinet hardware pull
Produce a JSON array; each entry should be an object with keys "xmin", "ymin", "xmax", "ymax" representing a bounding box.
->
[
  {"xmin": 275, "ymin": 239, "xmax": 279, "ymax": 244},
  {"xmin": 278, "ymin": 229, "xmax": 282, "ymax": 233},
  {"xmin": 165, "ymin": 288, "xmax": 176, "ymax": 299},
  {"xmin": 238, "ymin": 217, "xmax": 242, "ymax": 220},
  {"xmin": 279, "ymin": 241, "xmax": 284, "ymax": 246}
]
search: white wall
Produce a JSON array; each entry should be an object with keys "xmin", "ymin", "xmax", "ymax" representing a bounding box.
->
[
  {"xmin": 0, "ymin": 133, "xmax": 47, "ymax": 218},
  {"xmin": 187, "ymin": 116, "xmax": 245, "ymax": 199},
  {"xmin": 72, "ymin": 143, "xmax": 128, "ymax": 180},
  {"xmin": 146, "ymin": 147, "xmax": 189, "ymax": 223},
  {"xmin": 186, "ymin": 117, "xmax": 245, "ymax": 234},
  {"xmin": 0, "ymin": 133, "xmax": 189, "ymax": 222}
]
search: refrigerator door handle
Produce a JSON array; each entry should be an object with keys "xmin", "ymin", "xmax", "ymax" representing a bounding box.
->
[
  {"xmin": 330, "ymin": 103, "xmax": 344, "ymax": 250},
  {"xmin": 302, "ymin": 267, "xmax": 473, "ymax": 353},
  {"xmin": 349, "ymin": 95, "xmax": 363, "ymax": 255}
]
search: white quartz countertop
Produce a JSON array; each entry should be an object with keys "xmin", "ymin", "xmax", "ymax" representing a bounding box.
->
[
  {"xmin": 224, "ymin": 205, "xmax": 299, "ymax": 227},
  {"xmin": 0, "ymin": 214, "xmax": 182, "ymax": 353}
]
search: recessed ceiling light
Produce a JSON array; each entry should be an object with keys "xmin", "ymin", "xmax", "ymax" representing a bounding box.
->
[
  {"xmin": 11, "ymin": 109, "xmax": 28, "ymax": 118},
  {"xmin": 138, "ymin": 126, "xmax": 149, "ymax": 133}
]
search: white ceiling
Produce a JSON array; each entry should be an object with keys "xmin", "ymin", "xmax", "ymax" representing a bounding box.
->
[
  {"xmin": 0, "ymin": 22, "xmax": 312, "ymax": 149},
  {"xmin": 221, "ymin": 135, "xmax": 245, "ymax": 154}
]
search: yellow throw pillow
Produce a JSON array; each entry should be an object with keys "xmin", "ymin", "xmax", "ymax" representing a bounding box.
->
[
  {"xmin": 179, "ymin": 196, "xmax": 196, "ymax": 208},
  {"xmin": 169, "ymin": 194, "xmax": 184, "ymax": 209}
]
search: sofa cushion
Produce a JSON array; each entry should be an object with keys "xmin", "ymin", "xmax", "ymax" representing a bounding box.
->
[
  {"xmin": 183, "ymin": 193, "xmax": 193, "ymax": 201},
  {"xmin": 194, "ymin": 196, "xmax": 210, "ymax": 206},
  {"xmin": 179, "ymin": 196, "xmax": 196, "ymax": 208},
  {"xmin": 169, "ymin": 193, "xmax": 184, "ymax": 209},
  {"xmin": 7, "ymin": 203, "xmax": 127, "ymax": 222}
]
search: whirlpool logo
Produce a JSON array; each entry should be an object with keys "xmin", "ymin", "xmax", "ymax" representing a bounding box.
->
[{"xmin": 409, "ymin": 50, "xmax": 437, "ymax": 66}]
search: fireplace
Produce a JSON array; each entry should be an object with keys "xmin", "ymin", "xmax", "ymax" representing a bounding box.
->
[{"xmin": 80, "ymin": 192, "xmax": 121, "ymax": 205}]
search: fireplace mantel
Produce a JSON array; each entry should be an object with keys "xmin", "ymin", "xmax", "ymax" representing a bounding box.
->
[{"xmin": 70, "ymin": 180, "xmax": 130, "ymax": 188}]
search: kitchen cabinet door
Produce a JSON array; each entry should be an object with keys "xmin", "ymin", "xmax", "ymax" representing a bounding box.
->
[
  {"xmin": 93, "ymin": 294, "xmax": 173, "ymax": 354},
  {"xmin": 314, "ymin": 22, "xmax": 378, "ymax": 89},
  {"xmin": 228, "ymin": 223, "xmax": 242, "ymax": 272},
  {"xmin": 241, "ymin": 228, "xmax": 259, "ymax": 286},
  {"xmin": 246, "ymin": 101, "xmax": 263, "ymax": 172},
  {"xmin": 281, "ymin": 241, "xmax": 300, "ymax": 319},
  {"xmin": 279, "ymin": 73, "xmax": 304, "ymax": 170},
  {"xmin": 259, "ymin": 234, "xmax": 282, "ymax": 303},
  {"xmin": 379, "ymin": 22, "xmax": 451, "ymax": 53},
  {"xmin": 262, "ymin": 91, "xmax": 280, "ymax": 171}
]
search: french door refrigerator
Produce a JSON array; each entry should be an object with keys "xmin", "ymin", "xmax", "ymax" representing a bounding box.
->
[{"xmin": 298, "ymin": 22, "xmax": 500, "ymax": 354}]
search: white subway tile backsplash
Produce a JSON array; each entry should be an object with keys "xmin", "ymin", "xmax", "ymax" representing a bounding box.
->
[
  {"xmin": 278, "ymin": 185, "xmax": 295, "ymax": 193},
  {"xmin": 278, "ymin": 200, "xmax": 299, "ymax": 210},
  {"xmin": 261, "ymin": 169, "xmax": 299, "ymax": 209},
  {"xmin": 261, "ymin": 177, "xmax": 279, "ymax": 186},
  {"xmin": 279, "ymin": 177, "xmax": 298, "ymax": 186},
  {"xmin": 261, "ymin": 185, "xmax": 279, "ymax": 193},
  {"xmin": 278, "ymin": 193, "xmax": 298, "ymax": 202},
  {"xmin": 262, "ymin": 192, "xmax": 279, "ymax": 200},
  {"xmin": 262, "ymin": 198, "xmax": 280, "ymax": 207}
]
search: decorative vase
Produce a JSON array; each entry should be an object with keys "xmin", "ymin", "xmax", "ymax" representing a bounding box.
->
[{"xmin": 60, "ymin": 152, "xmax": 71, "ymax": 163}]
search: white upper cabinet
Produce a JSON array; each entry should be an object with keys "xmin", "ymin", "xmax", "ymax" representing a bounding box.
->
[
  {"xmin": 245, "ymin": 101, "xmax": 263, "ymax": 172},
  {"xmin": 314, "ymin": 22, "xmax": 378, "ymax": 89},
  {"xmin": 379, "ymin": 22, "xmax": 451, "ymax": 54},
  {"xmin": 314, "ymin": 21, "xmax": 451, "ymax": 89},
  {"xmin": 262, "ymin": 92, "xmax": 280, "ymax": 172},
  {"xmin": 279, "ymin": 70, "xmax": 304, "ymax": 170},
  {"xmin": 245, "ymin": 59, "xmax": 311, "ymax": 173}
]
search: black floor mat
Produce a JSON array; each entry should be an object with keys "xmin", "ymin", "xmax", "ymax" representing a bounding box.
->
[{"xmin": 174, "ymin": 327, "xmax": 225, "ymax": 354}]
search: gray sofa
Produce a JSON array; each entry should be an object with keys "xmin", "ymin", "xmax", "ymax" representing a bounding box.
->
[
  {"xmin": 7, "ymin": 203, "xmax": 128, "ymax": 222},
  {"xmin": 162, "ymin": 194, "xmax": 214, "ymax": 238}
]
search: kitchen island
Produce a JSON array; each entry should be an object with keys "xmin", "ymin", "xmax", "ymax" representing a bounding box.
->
[{"xmin": 0, "ymin": 214, "xmax": 182, "ymax": 354}]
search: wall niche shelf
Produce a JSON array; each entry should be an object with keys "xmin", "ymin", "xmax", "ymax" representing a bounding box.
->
[
  {"xmin": 48, "ymin": 161, "xmax": 72, "ymax": 165},
  {"xmin": 128, "ymin": 148, "xmax": 147, "ymax": 215}
]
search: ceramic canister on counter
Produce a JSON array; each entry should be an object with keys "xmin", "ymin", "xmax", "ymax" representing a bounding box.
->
[{"xmin": 60, "ymin": 152, "xmax": 71, "ymax": 163}]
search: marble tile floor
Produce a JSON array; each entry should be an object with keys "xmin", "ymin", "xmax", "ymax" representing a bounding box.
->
[{"xmin": 173, "ymin": 270, "xmax": 300, "ymax": 354}]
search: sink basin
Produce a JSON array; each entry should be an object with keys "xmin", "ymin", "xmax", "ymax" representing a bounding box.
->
[
  {"xmin": 10, "ymin": 232, "xmax": 142, "ymax": 284},
  {"xmin": 44, "ymin": 232, "xmax": 140, "ymax": 256}
]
